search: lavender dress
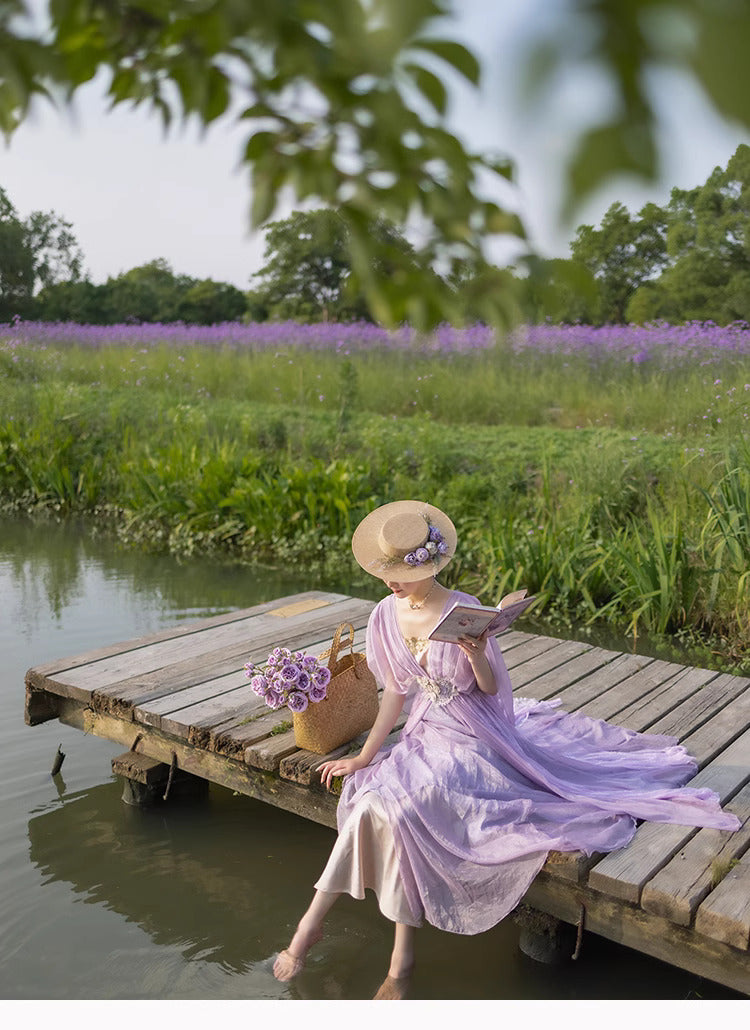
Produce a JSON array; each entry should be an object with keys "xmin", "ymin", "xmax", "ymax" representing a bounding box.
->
[{"xmin": 314, "ymin": 590, "xmax": 740, "ymax": 934}]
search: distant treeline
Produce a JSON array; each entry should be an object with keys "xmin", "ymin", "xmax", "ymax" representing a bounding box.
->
[{"xmin": 2, "ymin": 143, "xmax": 750, "ymax": 326}]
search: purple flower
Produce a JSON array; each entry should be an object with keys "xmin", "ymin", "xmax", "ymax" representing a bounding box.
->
[
  {"xmin": 280, "ymin": 662, "xmax": 300, "ymax": 684},
  {"xmin": 428, "ymin": 526, "xmax": 443, "ymax": 543},
  {"xmin": 249, "ymin": 674, "xmax": 268, "ymax": 696},
  {"xmin": 414, "ymin": 547, "xmax": 430, "ymax": 563},
  {"xmin": 287, "ymin": 690, "xmax": 309, "ymax": 713},
  {"xmin": 264, "ymin": 689, "xmax": 284, "ymax": 710},
  {"xmin": 308, "ymin": 682, "xmax": 328, "ymax": 702},
  {"xmin": 404, "ymin": 552, "xmax": 420, "ymax": 565},
  {"xmin": 437, "ymin": 540, "xmax": 449, "ymax": 555},
  {"xmin": 296, "ymin": 670, "xmax": 311, "ymax": 692},
  {"xmin": 313, "ymin": 666, "xmax": 331, "ymax": 688},
  {"xmin": 302, "ymin": 655, "xmax": 318, "ymax": 671}
]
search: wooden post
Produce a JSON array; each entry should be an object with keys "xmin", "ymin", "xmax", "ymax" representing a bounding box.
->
[
  {"xmin": 513, "ymin": 903, "xmax": 576, "ymax": 964},
  {"xmin": 111, "ymin": 751, "xmax": 208, "ymax": 806}
]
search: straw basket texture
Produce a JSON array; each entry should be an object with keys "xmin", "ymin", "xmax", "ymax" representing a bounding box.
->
[{"xmin": 292, "ymin": 622, "xmax": 379, "ymax": 754}]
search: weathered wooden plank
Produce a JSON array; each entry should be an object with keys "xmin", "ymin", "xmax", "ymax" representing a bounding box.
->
[
  {"xmin": 575, "ymin": 658, "xmax": 685, "ymax": 723},
  {"xmin": 587, "ymin": 727, "xmax": 750, "ymax": 903},
  {"xmin": 694, "ymin": 848, "xmax": 750, "ymax": 950},
  {"xmin": 503, "ymin": 635, "xmax": 564, "ymax": 672},
  {"xmin": 614, "ymin": 666, "xmax": 721, "ymax": 735},
  {"xmin": 644, "ymin": 672, "xmax": 750, "ymax": 744},
  {"xmin": 149, "ymin": 623, "xmax": 370, "ymax": 742},
  {"xmin": 524, "ymin": 870, "xmax": 750, "ymax": 996},
  {"xmin": 279, "ymin": 719, "xmax": 405, "ymax": 786},
  {"xmin": 541, "ymin": 849, "xmax": 604, "ymax": 884},
  {"xmin": 56, "ymin": 696, "xmax": 338, "ymax": 828},
  {"xmin": 509, "ymin": 639, "xmax": 593, "ymax": 691},
  {"xmin": 111, "ymin": 751, "xmax": 171, "ymax": 785},
  {"xmin": 550, "ymin": 652, "xmax": 654, "ymax": 713},
  {"xmin": 670, "ymin": 677, "xmax": 750, "ymax": 768},
  {"xmin": 92, "ymin": 600, "xmax": 373, "ymax": 722},
  {"xmin": 24, "ymin": 681, "xmax": 61, "ymax": 726},
  {"xmin": 56, "ymin": 596, "xmax": 374, "ymax": 696},
  {"xmin": 640, "ymin": 781, "xmax": 750, "ymax": 926},
  {"xmin": 514, "ymin": 646, "xmax": 619, "ymax": 702},
  {"xmin": 26, "ymin": 590, "xmax": 341, "ymax": 681},
  {"xmin": 244, "ymin": 728, "xmax": 300, "ymax": 772}
]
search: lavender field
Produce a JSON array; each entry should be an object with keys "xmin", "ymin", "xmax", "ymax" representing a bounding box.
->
[{"xmin": 1, "ymin": 319, "xmax": 748, "ymax": 669}]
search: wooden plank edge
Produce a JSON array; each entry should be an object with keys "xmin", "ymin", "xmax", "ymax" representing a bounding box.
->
[
  {"xmin": 56, "ymin": 697, "xmax": 338, "ymax": 829},
  {"xmin": 26, "ymin": 590, "xmax": 346, "ymax": 678},
  {"xmin": 524, "ymin": 871, "xmax": 750, "ymax": 996}
]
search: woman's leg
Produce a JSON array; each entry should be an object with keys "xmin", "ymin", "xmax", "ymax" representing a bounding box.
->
[
  {"xmin": 273, "ymin": 888, "xmax": 339, "ymax": 981},
  {"xmin": 374, "ymin": 922, "xmax": 416, "ymax": 999}
]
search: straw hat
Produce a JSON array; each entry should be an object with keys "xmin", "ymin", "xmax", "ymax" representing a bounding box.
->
[{"xmin": 352, "ymin": 500, "xmax": 457, "ymax": 582}]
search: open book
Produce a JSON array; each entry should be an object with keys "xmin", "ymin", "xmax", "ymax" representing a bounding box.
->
[{"xmin": 428, "ymin": 589, "xmax": 536, "ymax": 643}]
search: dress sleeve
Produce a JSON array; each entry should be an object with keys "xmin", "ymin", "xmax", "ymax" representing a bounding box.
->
[{"xmin": 365, "ymin": 598, "xmax": 413, "ymax": 696}]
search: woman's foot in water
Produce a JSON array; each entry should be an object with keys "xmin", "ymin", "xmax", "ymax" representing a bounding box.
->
[
  {"xmin": 373, "ymin": 940, "xmax": 415, "ymax": 999},
  {"xmin": 272, "ymin": 917, "xmax": 322, "ymax": 982}
]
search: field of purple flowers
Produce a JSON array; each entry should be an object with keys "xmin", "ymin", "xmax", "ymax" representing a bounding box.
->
[{"xmin": 1, "ymin": 319, "xmax": 748, "ymax": 670}]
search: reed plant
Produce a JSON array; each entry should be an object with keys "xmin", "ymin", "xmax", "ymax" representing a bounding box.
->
[{"xmin": 1, "ymin": 321, "xmax": 748, "ymax": 670}]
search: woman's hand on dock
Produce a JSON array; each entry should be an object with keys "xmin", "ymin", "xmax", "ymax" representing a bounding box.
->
[{"xmin": 318, "ymin": 755, "xmax": 368, "ymax": 788}]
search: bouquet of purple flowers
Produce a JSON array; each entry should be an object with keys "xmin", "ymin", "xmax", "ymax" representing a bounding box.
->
[{"xmin": 244, "ymin": 646, "xmax": 332, "ymax": 713}]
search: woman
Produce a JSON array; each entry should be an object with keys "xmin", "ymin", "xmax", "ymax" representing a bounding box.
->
[{"xmin": 273, "ymin": 500, "xmax": 739, "ymax": 997}]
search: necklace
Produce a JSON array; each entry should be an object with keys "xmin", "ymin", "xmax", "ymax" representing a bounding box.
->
[{"xmin": 408, "ymin": 579, "xmax": 437, "ymax": 610}]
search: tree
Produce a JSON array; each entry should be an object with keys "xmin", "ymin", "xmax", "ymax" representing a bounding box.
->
[
  {"xmin": 24, "ymin": 209, "xmax": 84, "ymax": 291},
  {"xmin": 0, "ymin": 185, "xmax": 34, "ymax": 320},
  {"xmin": 102, "ymin": 258, "xmax": 196, "ymax": 323},
  {"xmin": 5, "ymin": 1, "xmax": 750, "ymax": 327},
  {"xmin": 571, "ymin": 202, "xmax": 668, "ymax": 324},
  {"xmin": 176, "ymin": 279, "xmax": 247, "ymax": 324},
  {"xmin": 627, "ymin": 144, "xmax": 750, "ymax": 324},
  {"xmin": 252, "ymin": 209, "xmax": 427, "ymax": 322}
]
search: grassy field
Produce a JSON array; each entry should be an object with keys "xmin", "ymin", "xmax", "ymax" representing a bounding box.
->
[{"xmin": 1, "ymin": 320, "xmax": 748, "ymax": 671}]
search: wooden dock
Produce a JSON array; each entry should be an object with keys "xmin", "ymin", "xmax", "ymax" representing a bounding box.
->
[{"xmin": 24, "ymin": 590, "xmax": 750, "ymax": 995}]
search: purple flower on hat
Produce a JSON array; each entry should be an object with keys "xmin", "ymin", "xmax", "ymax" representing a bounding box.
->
[
  {"xmin": 428, "ymin": 526, "xmax": 443, "ymax": 543},
  {"xmin": 437, "ymin": 540, "xmax": 448, "ymax": 555},
  {"xmin": 415, "ymin": 547, "xmax": 430, "ymax": 563},
  {"xmin": 287, "ymin": 690, "xmax": 309, "ymax": 713}
]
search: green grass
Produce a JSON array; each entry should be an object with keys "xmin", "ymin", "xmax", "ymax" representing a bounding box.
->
[{"xmin": 1, "ymin": 340, "xmax": 748, "ymax": 670}]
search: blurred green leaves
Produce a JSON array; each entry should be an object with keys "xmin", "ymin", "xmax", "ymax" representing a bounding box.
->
[{"xmin": 3, "ymin": 1, "xmax": 750, "ymax": 327}]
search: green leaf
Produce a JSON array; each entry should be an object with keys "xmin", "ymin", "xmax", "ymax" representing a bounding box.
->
[
  {"xmin": 402, "ymin": 61, "xmax": 447, "ymax": 115},
  {"xmin": 409, "ymin": 38, "xmax": 481, "ymax": 86}
]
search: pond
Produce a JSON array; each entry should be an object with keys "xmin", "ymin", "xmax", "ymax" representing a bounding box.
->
[{"xmin": 0, "ymin": 515, "xmax": 741, "ymax": 1002}]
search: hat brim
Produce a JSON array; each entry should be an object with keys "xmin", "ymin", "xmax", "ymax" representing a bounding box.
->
[{"xmin": 351, "ymin": 500, "xmax": 457, "ymax": 582}]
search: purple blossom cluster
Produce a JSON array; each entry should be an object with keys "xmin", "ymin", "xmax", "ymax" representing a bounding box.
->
[
  {"xmin": 508, "ymin": 321, "xmax": 750, "ymax": 363},
  {"xmin": 244, "ymin": 646, "xmax": 332, "ymax": 713},
  {"xmin": 1, "ymin": 318, "xmax": 749, "ymax": 361},
  {"xmin": 404, "ymin": 523, "xmax": 449, "ymax": 566}
]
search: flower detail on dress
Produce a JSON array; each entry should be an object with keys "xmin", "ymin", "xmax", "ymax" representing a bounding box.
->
[{"xmin": 417, "ymin": 675, "xmax": 459, "ymax": 707}]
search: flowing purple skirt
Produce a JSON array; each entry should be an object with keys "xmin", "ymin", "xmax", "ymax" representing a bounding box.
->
[
  {"xmin": 316, "ymin": 688, "xmax": 739, "ymax": 935},
  {"xmin": 315, "ymin": 595, "xmax": 740, "ymax": 935}
]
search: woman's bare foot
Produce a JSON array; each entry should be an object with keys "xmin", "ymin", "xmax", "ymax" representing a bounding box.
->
[
  {"xmin": 373, "ymin": 972, "xmax": 413, "ymax": 1000},
  {"xmin": 272, "ymin": 918, "xmax": 322, "ymax": 982}
]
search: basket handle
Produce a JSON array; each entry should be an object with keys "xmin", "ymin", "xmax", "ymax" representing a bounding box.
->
[{"xmin": 321, "ymin": 622, "xmax": 355, "ymax": 671}]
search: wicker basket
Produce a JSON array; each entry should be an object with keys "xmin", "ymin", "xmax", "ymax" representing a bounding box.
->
[{"xmin": 292, "ymin": 622, "xmax": 379, "ymax": 755}]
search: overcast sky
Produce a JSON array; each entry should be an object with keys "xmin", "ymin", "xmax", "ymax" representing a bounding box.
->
[{"xmin": 1, "ymin": 0, "xmax": 748, "ymax": 289}]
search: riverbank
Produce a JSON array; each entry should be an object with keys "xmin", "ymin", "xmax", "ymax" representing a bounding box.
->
[{"xmin": 1, "ymin": 323, "xmax": 748, "ymax": 673}]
